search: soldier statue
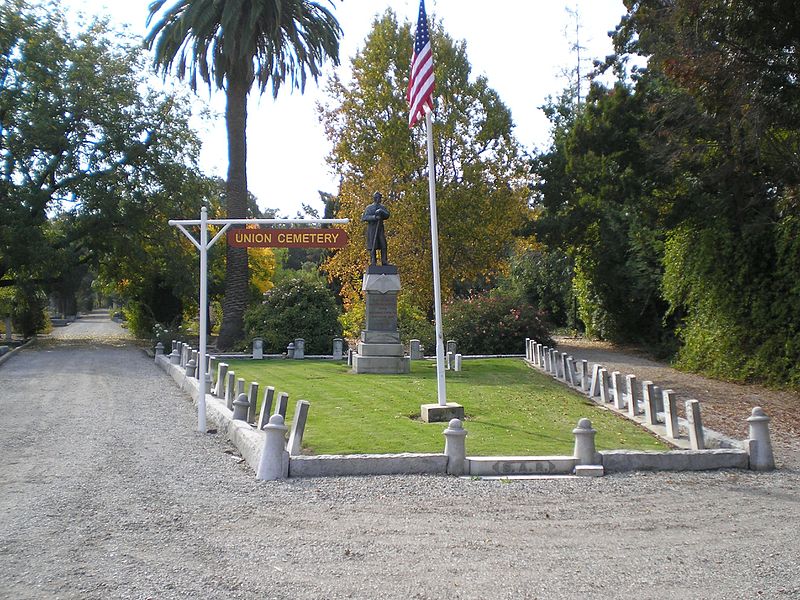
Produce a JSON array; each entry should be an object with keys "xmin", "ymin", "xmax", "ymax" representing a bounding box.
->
[{"xmin": 361, "ymin": 191, "xmax": 390, "ymax": 266}]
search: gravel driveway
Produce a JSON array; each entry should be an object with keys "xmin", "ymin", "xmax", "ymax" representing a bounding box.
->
[{"xmin": 0, "ymin": 318, "xmax": 798, "ymax": 599}]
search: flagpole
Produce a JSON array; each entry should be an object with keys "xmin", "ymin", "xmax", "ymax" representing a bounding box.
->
[{"xmin": 425, "ymin": 111, "xmax": 447, "ymax": 406}]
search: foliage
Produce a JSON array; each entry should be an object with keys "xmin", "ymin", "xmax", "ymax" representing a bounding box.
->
[
  {"xmin": 243, "ymin": 274, "xmax": 342, "ymax": 354},
  {"xmin": 321, "ymin": 10, "xmax": 529, "ymax": 315},
  {"xmin": 146, "ymin": 0, "xmax": 343, "ymax": 349},
  {"xmin": 224, "ymin": 358, "xmax": 666, "ymax": 455},
  {"xmin": 442, "ymin": 291, "xmax": 553, "ymax": 355},
  {"xmin": 0, "ymin": 1, "xmax": 216, "ymax": 333}
]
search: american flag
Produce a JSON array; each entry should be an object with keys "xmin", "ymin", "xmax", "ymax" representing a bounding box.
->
[{"xmin": 407, "ymin": 0, "xmax": 435, "ymax": 128}]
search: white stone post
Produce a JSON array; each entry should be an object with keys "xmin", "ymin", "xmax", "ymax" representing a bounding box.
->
[
  {"xmin": 232, "ymin": 393, "xmax": 250, "ymax": 421},
  {"xmin": 599, "ymin": 368, "xmax": 610, "ymax": 403},
  {"xmin": 565, "ymin": 357, "xmax": 576, "ymax": 386},
  {"xmin": 214, "ymin": 363, "xmax": 229, "ymax": 398},
  {"xmin": 225, "ymin": 371, "xmax": 236, "ymax": 410},
  {"xmin": 258, "ymin": 386, "xmax": 276, "ymax": 430},
  {"xmin": 247, "ymin": 382, "xmax": 259, "ymax": 424},
  {"xmin": 686, "ymin": 399, "xmax": 705, "ymax": 450},
  {"xmin": 256, "ymin": 415, "xmax": 289, "ymax": 481},
  {"xmin": 642, "ymin": 381, "xmax": 658, "ymax": 425},
  {"xmin": 275, "ymin": 392, "xmax": 289, "ymax": 419},
  {"xmin": 446, "ymin": 351, "xmax": 454, "ymax": 370},
  {"xmin": 287, "ymin": 400, "xmax": 310, "ymax": 456},
  {"xmin": 611, "ymin": 371, "xmax": 624, "ymax": 409},
  {"xmin": 573, "ymin": 418, "xmax": 599, "ymax": 466},
  {"xmin": 747, "ymin": 407, "xmax": 775, "ymax": 471},
  {"xmin": 589, "ymin": 364, "xmax": 602, "ymax": 398},
  {"xmin": 525, "ymin": 337, "xmax": 531, "ymax": 361},
  {"xmin": 443, "ymin": 418, "xmax": 468, "ymax": 476},
  {"xmin": 454, "ymin": 353, "xmax": 462, "ymax": 372},
  {"xmin": 579, "ymin": 360, "xmax": 589, "ymax": 392},
  {"xmin": 662, "ymin": 389, "xmax": 679, "ymax": 438},
  {"xmin": 626, "ymin": 374, "xmax": 640, "ymax": 416}
]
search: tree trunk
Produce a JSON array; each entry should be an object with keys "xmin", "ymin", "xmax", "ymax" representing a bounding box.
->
[{"xmin": 216, "ymin": 77, "xmax": 250, "ymax": 350}]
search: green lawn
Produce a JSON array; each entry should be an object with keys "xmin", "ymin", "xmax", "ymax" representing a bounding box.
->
[{"xmin": 218, "ymin": 358, "xmax": 667, "ymax": 456}]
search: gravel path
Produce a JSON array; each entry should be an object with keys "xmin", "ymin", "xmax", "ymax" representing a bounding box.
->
[{"xmin": 0, "ymin": 320, "xmax": 798, "ymax": 599}]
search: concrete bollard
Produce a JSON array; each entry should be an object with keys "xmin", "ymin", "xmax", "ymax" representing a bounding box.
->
[
  {"xmin": 454, "ymin": 353, "xmax": 462, "ymax": 372},
  {"xmin": 184, "ymin": 359, "xmax": 196, "ymax": 378},
  {"xmin": 215, "ymin": 363, "xmax": 229, "ymax": 398},
  {"xmin": 258, "ymin": 386, "xmax": 276, "ymax": 430},
  {"xmin": 686, "ymin": 399, "xmax": 705, "ymax": 450},
  {"xmin": 232, "ymin": 393, "xmax": 250, "ymax": 421},
  {"xmin": 256, "ymin": 414, "xmax": 289, "ymax": 481},
  {"xmin": 247, "ymin": 382, "xmax": 259, "ymax": 424},
  {"xmin": 169, "ymin": 348, "xmax": 180, "ymax": 365},
  {"xmin": 573, "ymin": 418, "xmax": 599, "ymax": 466},
  {"xmin": 443, "ymin": 418, "xmax": 468, "ymax": 476},
  {"xmin": 155, "ymin": 342, "xmax": 164, "ymax": 357},
  {"xmin": 747, "ymin": 407, "xmax": 775, "ymax": 471}
]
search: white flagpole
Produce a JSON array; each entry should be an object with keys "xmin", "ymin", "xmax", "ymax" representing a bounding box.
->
[
  {"xmin": 197, "ymin": 206, "xmax": 208, "ymax": 432},
  {"xmin": 425, "ymin": 111, "xmax": 447, "ymax": 406}
]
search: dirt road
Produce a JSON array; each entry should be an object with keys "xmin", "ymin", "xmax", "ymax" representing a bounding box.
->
[{"xmin": 0, "ymin": 320, "xmax": 798, "ymax": 599}]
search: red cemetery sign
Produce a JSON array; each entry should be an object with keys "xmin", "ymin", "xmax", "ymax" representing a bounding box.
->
[{"xmin": 227, "ymin": 228, "xmax": 348, "ymax": 249}]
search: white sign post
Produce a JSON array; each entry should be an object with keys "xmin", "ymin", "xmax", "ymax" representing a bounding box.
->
[{"xmin": 170, "ymin": 207, "xmax": 348, "ymax": 432}]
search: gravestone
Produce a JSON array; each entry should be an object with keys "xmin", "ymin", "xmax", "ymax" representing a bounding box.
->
[
  {"xmin": 253, "ymin": 338, "xmax": 264, "ymax": 360},
  {"xmin": 258, "ymin": 386, "xmax": 275, "ymax": 430},
  {"xmin": 409, "ymin": 339, "xmax": 422, "ymax": 360},
  {"xmin": 352, "ymin": 265, "xmax": 410, "ymax": 374},
  {"xmin": 293, "ymin": 339, "xmax": 305, "ymax": 360},
  {"xmin": 287, "ymin": 400, "xmax": 310, "ymax": 456},
  {"xmin": 332, "ymin": 338, "xmax": 343, "ymax": 361}
]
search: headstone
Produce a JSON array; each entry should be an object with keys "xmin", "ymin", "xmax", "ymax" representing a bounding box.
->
[
  {"xmin": 535, "ymin": 342, "xmax": 542, "ymax": 366},
  {"xmin": 542, "ymin": 346, "xmax": 549, "ymax": 371},
  {"xmin": 275, "ymin": 392, "xmax": 289, "ymax": 419},
  {"xmin": 293, "ymin": 338, "xmax": 305, "ymax": 360},
  {"xmin": 525, "ymin": 338, "xmax": 531, "ymax": 361},
  {"xmin": 565, "ymin": 357, "xmax": 576, "ymax": 386},
  {"xmin": 549, "ymin": 349, "xmax": 558, "ymax": 376},
  {"xmin": 446, "ymin": 340, "xmax": 457, "ymax": 356},
  {"xmin": 287, "ymin": 400, "xmax": 310, "ymax": 456},
  {"xmin": 625, "ymin": 374, "xmax": 640, "ymax": 416},
  {"xmin": 247, "ymin": 382, "xmax": 259, "ymax": 424},
  {"xmin": 579, "ymin": 360, "xmax": 589, "ymax": 392},
  {"xmin": 686, "ymin": 399, "xmax": 705, "ymax": 450},
  {"xmin": 236, "ymin": 377, "xmax": 245, "ymax": 400},
  {"xmin": 589, "ymin": 364, "xmax": 602, "ymax": 397},
  {"xmin": 662, "ymin": 389, "xmax": 679, "ymax": 438},
  {"xmin": 287, "ymin": 342, "xmax": 295, "ymax": 359},
  {"xmin": 598, "ymin": 368, "xmax": 610, "ymax": 403},
  {"xmin": 454, "ymin": 353, "xmax": 462, "ymax": 372},
  {"xmin": 215, "ymin": 363, "xmax": 229, "ymax": 398},
  {"xmin": 225, "ymin": 371, "xmax": 236, "ymax": 410},
  {"xmin": 446, "ymin": 351, "xmax": 454, "ymax": 370},
  {"xmin": 332, "ymin": 338, "xmax": 344, "ymax": 361},
  {"xmin": 409, "ymin": 339, "xmax": 422, "ymax": 360},
  {"xmin": 560, "ymin": 353, "xmax": 569, "ymax": 382},
  {"xmin": 652, "ymin": 384, "xmax": 664, "ymax": 413},
  {"xmin": 253, "ymin": 337, "xmax": 264, "ymax": 360},
  {"xmin": 611, "ymin": 371, "xmax": 624, "ymax": 409},
  {"xmin": 258, "ymin": 386, "xmax": 276, "ymax": 430},
  {"xmin": 642, "ymin": 381, "xmax": 658, "ymax": 425},
  {"xmin": 347, "ymin": 348, "xmax": 354, "ymax": 367}
]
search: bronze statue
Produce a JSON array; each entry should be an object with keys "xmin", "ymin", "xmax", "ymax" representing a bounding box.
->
[{"xmin": 362, "ymin": 191, "xmax": 390, "ymax": 265}]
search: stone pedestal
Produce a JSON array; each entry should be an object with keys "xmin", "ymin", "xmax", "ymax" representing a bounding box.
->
[{"xmin": 352, "ymin": 265, "xmax": 410, "ymax": 374}]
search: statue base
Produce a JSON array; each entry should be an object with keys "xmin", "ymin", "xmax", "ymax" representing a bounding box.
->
[{"xmin": 352, "ymin": 267, "xmax": 410, "ymax": 375}]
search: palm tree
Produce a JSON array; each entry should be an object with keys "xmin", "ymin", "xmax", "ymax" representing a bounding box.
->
[{"xmin": 146, "ymin": 0, "xmax": 342, "ymax": 349}]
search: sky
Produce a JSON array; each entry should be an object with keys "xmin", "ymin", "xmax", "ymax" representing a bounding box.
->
[{"xmin": 60, "ymin": 0, "xmax": 628, "ymax": 217}]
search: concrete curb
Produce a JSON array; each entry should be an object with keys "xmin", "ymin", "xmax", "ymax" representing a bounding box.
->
[{"xmin": 0, "ymin": 338, "xmax": 35, "ymax": 369}]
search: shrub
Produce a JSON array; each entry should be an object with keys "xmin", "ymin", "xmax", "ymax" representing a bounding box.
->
[
  {"xmin": 443, "ymin": 291, "xmax": 553, "ymax": 355},
  {"xmin": 244, "ymin": 276, "xmax": 342, "ymax": 354}
]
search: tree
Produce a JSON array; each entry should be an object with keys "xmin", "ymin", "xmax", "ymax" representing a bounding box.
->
[
  {"xmin": 146, "ymin": 0, "xmax": 343, "ymax": 349},
  {"xmin": 0, "ymin": 0, "xmax": 206, "ymax": 332},
  {"xmin": 321, "ymin": 10, "xmax": 528, "ymax": 318}
]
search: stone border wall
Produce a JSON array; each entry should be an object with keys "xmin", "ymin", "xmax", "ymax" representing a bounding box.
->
[{"xmin": 155, "ymin": 344, "xmax": 773, "ymax": 479}]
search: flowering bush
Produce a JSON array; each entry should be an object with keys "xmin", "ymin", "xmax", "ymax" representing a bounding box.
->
[
  {"xmin": 244, "ymin": 276, "xmax": 342, "ymax": 355},
  {"xmin": 443, "ymin": 292, "xmax": 553, "ymax": 355}
]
